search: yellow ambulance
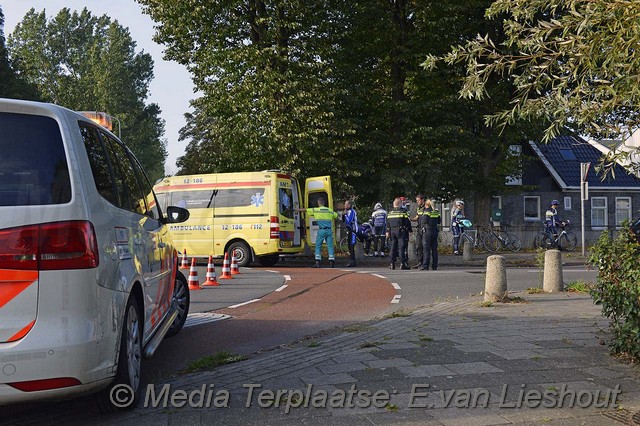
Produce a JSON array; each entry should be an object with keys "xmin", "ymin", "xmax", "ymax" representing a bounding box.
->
[{"xmin": 153, "ymin": 171, "xmax": 333, "ymax": 267}]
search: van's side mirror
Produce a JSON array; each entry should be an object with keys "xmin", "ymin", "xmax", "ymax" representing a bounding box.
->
[{"xmin": 165, "ymin": 206, "xmax": 190, "ymax": 223}]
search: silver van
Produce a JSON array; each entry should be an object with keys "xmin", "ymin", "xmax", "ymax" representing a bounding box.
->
[{"xmin": 0, "ymin": 98, "xmax": 190, "ymax": 410}]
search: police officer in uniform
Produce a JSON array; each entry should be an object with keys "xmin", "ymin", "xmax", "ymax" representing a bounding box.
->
[
  {"xmin": 386, "ymin": 197, "xmax": 412, "ymax": 270},
  {"xmin": 421, "ymin": 199, "xmax": 441, "ymax": 270},
  {"xmin": 412, "ymin": 194, "xmax": 427, "ymax": 268},
  {"xmin": 296, "ymin": 197, "xmax": 338, "ymax": 267}
]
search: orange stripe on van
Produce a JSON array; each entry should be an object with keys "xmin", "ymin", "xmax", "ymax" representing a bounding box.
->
[
  {"xmin": 7, "ymin": 320, "xmax": 36, "ymax": 342},
  {"xmin": 0, "ymin": 270, "xmax": 38, "ymax": 309}
]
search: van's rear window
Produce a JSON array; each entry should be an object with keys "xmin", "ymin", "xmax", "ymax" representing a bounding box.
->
[{"xmin": 0, "ymin": 112, "xmax": 71, "ymax": 206}]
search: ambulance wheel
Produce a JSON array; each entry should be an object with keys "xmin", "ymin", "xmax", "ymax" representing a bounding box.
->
[
  {"xmin": 228, "ymin": 241, "xmax": 252, "ymax": 267},
  {"xmin": 258, "ymin": 254, "xmax": 279, "ymax": 267}
]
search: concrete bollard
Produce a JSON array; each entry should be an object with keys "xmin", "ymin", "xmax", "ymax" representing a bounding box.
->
[
  {"xmin": 463, "ymin": 238, "xmax": 473, "ymax": 261},
  {"xmin": 355, "ymin": 241, "xmax": 365, "ymax": 260},
  {"xmin": 543, "ymin": 249, "xmax": 564, "ymax": 292},
  {"xmin": 408, "ymin": 238, "xmax": 418, "ymax": 263},
  {"xmin": 484, "ymin": 255, "xmax": 507, "ymax": 302}
]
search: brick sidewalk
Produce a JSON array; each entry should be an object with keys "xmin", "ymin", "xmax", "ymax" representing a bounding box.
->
[{"xmin": 93, "ymin": 292, "xmax": 640, "ymax": 426}]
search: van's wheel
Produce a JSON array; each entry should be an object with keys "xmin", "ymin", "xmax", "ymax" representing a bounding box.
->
[
  {"xmin": 95, "ymin": 296, "xmax": 143, "ymax": 412},
  {"xmin": 258, "ymin": 254, "xmax": 279, "ymax": 267},
  {"xmin": 166, "ymin": 271, "xmax": 190, "ymax": 337},
  {"xmin": 228, "ymin": 241, "xmax": 251, "ymax": 267}
]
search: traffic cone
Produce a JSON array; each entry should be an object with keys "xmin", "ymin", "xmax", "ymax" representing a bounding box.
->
[
  {"xmin": 187, "ymin": 257, "xmax": 202, "ymax": 290},
  {"xmin": 202, "ymin": 255, "xmax": 219, "ymax": 287},
  {"xmin": 219, "ymin": 252, "xmax": 233, "ymax": 280},
  {"xmin": 180, "ymin": 249, "xmax": 189, "ymax": 270},
  {"xmin": 230, "ymin": 249, "xmax": 241, "ymax": 275}
]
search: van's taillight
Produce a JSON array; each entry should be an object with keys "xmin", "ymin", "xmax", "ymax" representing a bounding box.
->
[
  {"xmin": 270, "ymin": 216, "xmax": 280, "ymax": 239},
  {"xmin": 8, "ymin": 377, "xmax": 81, "ymax": 392},
  {"xmin": 0, "ymin": 221, "xmax": 99, "ymax": 270}
]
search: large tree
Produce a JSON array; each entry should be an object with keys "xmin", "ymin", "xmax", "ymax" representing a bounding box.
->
[
  {"xmin": 8, "ymin": 7, "xmax": 167, "ymax": 180},
  {"xmin": 330, "ymin": 0, "xmax": 540, "ymax": 220},
  {"xmin": 139, "ymin": 0, "xmax": 356, "ymax": 193},
  {"xmin": 423, "ymin": 0, "xmax": 640, "ymax": 176},
  {"xmin": 0, "ymin": 6, "xmax": 38, "ymax": 99}
]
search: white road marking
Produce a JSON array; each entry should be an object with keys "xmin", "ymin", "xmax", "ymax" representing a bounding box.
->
[
  {"xmin": 266, "ymin": 270, "xmax": 278, "ymax": 273},
  {"xmin": 284, "ymin": 275, "xmax": 292, "ymax": 281},
  {"xmin": 184, "ymin": 313, "xmax": 230, "ymax": 328},
  {"xmin": 391, "ymin": 295, "xmax": 401, "ymax": 304},
  {"xmin": 228, "ymin": 299, "xmax": 261, "ymax": 308},
  {"xmin": 275, "ymin": 285, "xmax": 288, "ymax": 292},
  {"xmin": 391, "ymin": 282, "xmax": 401, "ymax": 290},
  {"xmin": 372, "ymin": 274, "xmax": 386, "ymax": 279}
]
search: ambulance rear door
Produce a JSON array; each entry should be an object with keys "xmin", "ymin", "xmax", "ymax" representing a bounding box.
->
[
  {"xmin": 276, "ymin": 174, "xmax": 301, "ymax": 247},
  {"xmin": 304, "ymin": 176, "xmax": 333, "ymax": 248}
]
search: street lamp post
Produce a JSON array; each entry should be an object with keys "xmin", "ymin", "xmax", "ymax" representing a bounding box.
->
[{"xmin": 580, "ymin": 162, "xmax": 590, "ymax": 257}]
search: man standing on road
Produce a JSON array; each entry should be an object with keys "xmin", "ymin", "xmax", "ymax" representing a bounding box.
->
[
  {"xmin": 386, "ymin": 197, "xmax": 412, "ymax": 270},
  {"xmin": 296, "ymin": 198, "xmax": 337, "ymax": 268},
  {"xmin": 421, "ymin": 199, "xmax": 441, "ymax": 271},
  {"xmin": 343, "ymin": 199, "xmax": 358, "ymax": 267},
  {"xmin": 412, "ymin": 194, "xmax": 427, "ymax": 268}
]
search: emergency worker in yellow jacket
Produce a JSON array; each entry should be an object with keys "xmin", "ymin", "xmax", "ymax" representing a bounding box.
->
[{"xmin": 297, "ymin": 197, "xmax": 338, "ymax": 268}]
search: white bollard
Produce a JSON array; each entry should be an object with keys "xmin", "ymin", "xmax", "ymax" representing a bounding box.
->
[
  {"xmin": 543, "ymin": 249, "xmax": 564, "ymax": 292},
  {"xmin": 484, "ymin": 255, "xmax": 507, "ymax": 302}
]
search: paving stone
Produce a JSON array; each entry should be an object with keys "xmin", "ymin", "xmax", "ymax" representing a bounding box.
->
[
  {"xmin": 300, "ymin": 373, "xmax": 358, "ymax": 386},
  {"xmin": 488, "ymin": 349, "xmax": 544, "ymax": 360},
  {"xmin": 318, "ymin": 362, "xmax": 369, "ymax": 375},
  {"xmin": 396, "ymin": 365, "xmax": 458, "ymax": 378},
  {"xmin": 365, "ymin": 358, "xmax": 415, "ymax": 369},
  {"xmin": 442, "ymin": 362, "xmax": 504, "ymax": 375}
]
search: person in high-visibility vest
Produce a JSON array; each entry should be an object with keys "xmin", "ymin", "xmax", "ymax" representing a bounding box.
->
[{"xmin": 297, "ymin": 198, "xmax": 338, "ymax": 268}]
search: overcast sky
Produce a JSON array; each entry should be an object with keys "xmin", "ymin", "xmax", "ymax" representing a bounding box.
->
[{"xmin": 2, "ymin": 0, "xmax": 193, "ymax": 176}]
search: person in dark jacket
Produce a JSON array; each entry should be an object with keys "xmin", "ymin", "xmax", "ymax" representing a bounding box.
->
[
  {"xmin": 412, "ymin": 194, "xmax": 427, "ymax": 268},
  {"xmin": 420, "ymin": 199, "xmax": 441, "ymax": 270},
  {"xmin": 386, "ymin": 197, "xmax": 412, "ymax": 270},
  {"xmin": 343, "ymin": 199, "xmax": 358, "ymax": 267}
]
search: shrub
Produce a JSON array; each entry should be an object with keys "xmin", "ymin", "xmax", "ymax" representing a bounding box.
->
[{"xmin": 589, "ymin": 223, "xmax": 640, "ymax": 360}]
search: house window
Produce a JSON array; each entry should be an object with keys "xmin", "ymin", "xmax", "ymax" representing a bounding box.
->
[
  {"xmin": 564, "ymin": 196, "xmax": 571, "ymax": 210},
  {"xmin": 591, "ymin": 197, "xmax": 608, "ymax": 229},
  {"xmin": 524, "ymin": 196, "xmax": 540, "ymax": 222},
  {"xmin": 505, "ymin": 145, "xmax": 522, "ymax": 186},
  {"xmin": 615, "ymin": 197, "xmax": 632, "ymax": 227}
]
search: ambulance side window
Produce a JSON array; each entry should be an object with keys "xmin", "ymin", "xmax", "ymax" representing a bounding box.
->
[{"xmin": 279, "ymin": 187, "xmax": 294, "ymax": 219}]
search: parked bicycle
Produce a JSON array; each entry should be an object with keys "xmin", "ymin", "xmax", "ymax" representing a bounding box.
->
[
  {"xmin": 533, "ymin": 220, "xmax": 577, "ymax": 251},
  {"xmin": 456, "ymin": 219, "xmax": 487, "ymax": 253},
  {"xmin": 482, "ymin": 224, "xmax": 522, "ymax": 253}
]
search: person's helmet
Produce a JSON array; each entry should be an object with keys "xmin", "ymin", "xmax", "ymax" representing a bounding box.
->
[
  {"xmin": 551, "ymin": 199, "xmax": 560, "ymax": 206},
  {"xmin": 457, "ymin": 200, "xmax": 464, "ymax": 205},
  {"xmin": 374, "ymin": 202, "xmax": 382, "ymax": 210}
]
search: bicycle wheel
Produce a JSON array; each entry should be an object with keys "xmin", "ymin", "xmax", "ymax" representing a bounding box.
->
[
  {"xmin": 533, "ymin": 233, "xmax": 549, "ymax": 250},
  {"xmin": 482, "ymin": 233, "xmax": 500, "ymax": 252},
  {"xmin": 505, "ymin": 233, "xmax": 522, "ymax": 252},
  {"xmin": 558, "ymin": 232, "xmax": 577, "ymax": 252},
  {"xmin": 339, "ymin": 236, "xmax": 350, "ymax": 254}
]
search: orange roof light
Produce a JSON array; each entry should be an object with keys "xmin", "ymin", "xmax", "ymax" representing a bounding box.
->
[{"xmin": 78, "ymin": 111, "xmax": 113, "ymax": 131}]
